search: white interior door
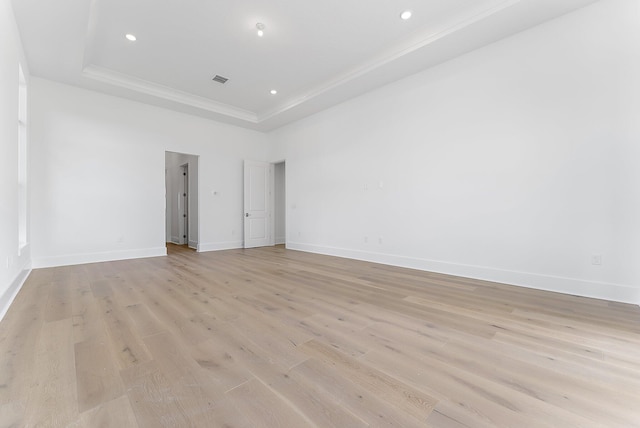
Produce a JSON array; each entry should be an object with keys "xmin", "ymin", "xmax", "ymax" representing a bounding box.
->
[{"xmin": 244, "ymin": 160, "xmax": 271, "ymax": 248}]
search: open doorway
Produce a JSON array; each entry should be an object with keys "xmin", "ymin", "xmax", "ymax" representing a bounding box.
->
[
  {"xmin": 274, "ymin": 161, "xmax": 286, "ymax": 245},
  {"xmin": 179, "ymin": 163, "xmax": 189, "ymax": 245},
  {"xmin": 165, "ymin": 151, "xmax": 199, "ymax": 250}
]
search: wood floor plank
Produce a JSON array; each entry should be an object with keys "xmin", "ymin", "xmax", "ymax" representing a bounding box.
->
[
  {"xmin": 189, "ymin": 337, "xmax": 252, "ymax": 392},
  {"xmin": 435, "ymin": 337, "xmax": 640, "ymax": 427},
  {"xmin": 235, "ymin": 292, "xmax": 315, "ymax": 330},
  {"xmin": 493, "ymin": 329, "xmax": 640, "ymax": 385},
  {"xmin": 71, "ymin": 289, "xmax": 105, "ymax": 344},
  {"xmin": 127, "ymin": 274, "xmax": 203, "ymax": 334},
  {"xmin": 426, "ymin": 400, "xmax": 497, "ymax": 428},
  {"xmin": 143, "ymin": 331, "xmax": 242, "ymax": 426},
  {"xmin": 261, "ymin": 371, "xmax": 369, "ymax": 428},
  {"xmin": 1, "ymin": 244, "xmax": 639, "ymax": 427},
  {"xmin": 172, "ymin": 311, "xmax": 229, "ymax": 346},
  {"xmin": 291, "ymin": 357, "xmax": 427, "ymax": 427},
  {"xmin": 511, "ymin": 307, "xmax": 640, "ymax": 347},
  {"xmin": 44, "ymin": 280, "xmax": 73, "ymax": 322},
  {"xmin": 0, "ymin": 402, "xmax": 24, "ymax": 428},
  {"xmin": 120, "ymin": 360, "xmax": 193, "ymax": 428},
  {"xmin": 0, "ymin": 281, "xmax": 49, "ymax": 407},
  {"xmin": 24, "ymin": 318, "xmax": 78, "ymax": 427},
  {"xmin": 298, "ymin": 313, "xmax": 371, "ymax": 357},
  {"xmin": 97, "ymin": 296, "xmax": 152, "ymax": 370},
  {"xmin": 268, "ymin": 289, "xmax": 375, "ymax": 330},
  {"xmin": 362, "ymin": 346, "xmax": 603, "ymax": 428},
  {"xmin": 231, "ymin": 305, "xmax": 312, "ymax": 370},
  {"xmin": 226, "ymin": 379, "xmax": 315, "ymax": 428},
  {"xmin": 123, "ymin": 302, "xmax": 167, "ymax": 338},
  {"xmin": 491, "ymin": 330, "xmax": 640, "ymax": 387},
  {"xmin": 75, "ymin": 337, "xmax": 125, "ymax": 413},
  {"xmin": 299, "ymin": 339, "xmax": 437, "ymax": 423},
  {"xmin": 76, "ymin": 395, "xmax": 139, "ymax": 428},
  {"xmin": 360, "ymin": 317, "xmax": 450, "ymax": 356},
  {"xmin": 90, "ymin": 279, "xmax": 116, "ymax": 299}
]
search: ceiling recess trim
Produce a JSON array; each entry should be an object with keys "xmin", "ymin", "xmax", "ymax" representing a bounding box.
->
[
  {"xmin": 81, "ymin": 0, "xmax": 523, "ymax": 127},
  {"xmin": 82, "ymin": 65, "xmax": 258, "ymax": 122},
  {"xmin": 257, "ymin": 0, "xmax": 521, "ymax": 122}
]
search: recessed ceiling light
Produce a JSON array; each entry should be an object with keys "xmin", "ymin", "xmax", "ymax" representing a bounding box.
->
[
  {"xmin": 256, "ymin": 23, "xmax": 265, "ymax": 37},
  {"xmin": 270, "ymin": 89, "xmax": 277, "ymax": 95},
  {"xmin": 125, "ymin": 34, "xmax": 137, "ymax": 41},
  {"xmin": 400, "ymin": 10, "xmax": 412, "ymax": 20}
]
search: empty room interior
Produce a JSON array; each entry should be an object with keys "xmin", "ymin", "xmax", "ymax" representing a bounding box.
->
[{"xmin": 1, "ymin": 0, "xmax": 639, "ymax": 426}]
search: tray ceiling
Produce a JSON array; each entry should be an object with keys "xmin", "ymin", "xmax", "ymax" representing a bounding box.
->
[{"xmin": 12, "ymin": 0, "xmax": 598, "ymax": 130}]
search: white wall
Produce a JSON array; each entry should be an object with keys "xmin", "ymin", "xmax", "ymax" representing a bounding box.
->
[
  {"xmin": 30, "ymin": 78, "xmax": 269, "ymax": 267},
  {"xmin": 270, "ymin": 0, "xmax": 640, "ymax": 304},
  {"xmin": 0, "ymin": 0, "xmax": 31, "ymax": 318}
]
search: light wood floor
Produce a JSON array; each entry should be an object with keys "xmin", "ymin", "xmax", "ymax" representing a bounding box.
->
[{"xmin": 1, "ymin": 244, "xmax": 639, "ymax": 427}]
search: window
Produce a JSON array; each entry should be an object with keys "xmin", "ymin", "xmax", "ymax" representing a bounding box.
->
[{"xmin": 18, "ymin": 64, "xmax": 27, "ymax": 253}]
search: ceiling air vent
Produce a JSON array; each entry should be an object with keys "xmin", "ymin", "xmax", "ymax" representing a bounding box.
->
[{"xmin": 212, "ymin": 75, "xmax": 229, "ymax": 84}]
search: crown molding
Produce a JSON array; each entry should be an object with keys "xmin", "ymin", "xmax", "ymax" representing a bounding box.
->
[
  {"xmin": 81, "ymin": 0, "xmax": 520, "ymax": 128},
  {"xmin": 82, "ymin": 65, "xmax": 259, "ymax": 123},
  {"xmin": 257, "ymin": 0, "xmax": 521, "ymax": 122}
]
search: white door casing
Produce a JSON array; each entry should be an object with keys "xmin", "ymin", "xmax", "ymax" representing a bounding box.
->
[{"xmin": 244, "ymin": 160, "xmax": 271, "ymax": 248}]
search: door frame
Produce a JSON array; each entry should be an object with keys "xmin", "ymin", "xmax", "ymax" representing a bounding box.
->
[
  {"xmin": 165, "ymin": 151, "xmax": 200, "ymax": 250},
  {"xmin": 243, "ymin": 159, "xmax": 287, "ymax": 249},
  {"xmin": 243, "ymin": 160, "xmax": 272, "ymax": 248},
  {"xmin": 272, "ymin": 160, "xmax": 286, "ymax": 246},
  {"xmin": 179, "ymin": 163, "xmax": 189, "ymax": 245}
]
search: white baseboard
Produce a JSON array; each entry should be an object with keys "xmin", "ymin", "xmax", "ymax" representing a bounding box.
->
[
  {"xmin": 275, "ymin": 237, "xmax": 286, "ymax": 245},
  {"xmin": 0, "ymin": 267, "xmax": 31, "ymax": 321},
  {"xmin": 188, "ymin": 240, "xmax": 198, "ymax": 249},
  {"xmin": 32, "ymin": 247, "xmax": 167, "ymax": 269},
  {"xmin": 286, "ymin": 242, "xmax": 640, "ymax": 305},
  {"xmin": 198, "ymin": 240, "xmax": 243, "ymax": 252}
]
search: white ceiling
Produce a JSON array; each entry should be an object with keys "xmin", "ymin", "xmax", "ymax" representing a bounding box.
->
[{"xmin": 12, "ymin": 0, "xmax": 598, "ymax": 131}]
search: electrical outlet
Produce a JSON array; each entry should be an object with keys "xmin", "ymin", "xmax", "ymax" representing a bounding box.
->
[
  {"xmin": 591, "ymin": 254, "xmax": 602, "ymax": 266},
  {"xmin": 364, "ymin": 236, "xmax": 368, "ymax": 243},
  {"xmin": 378, "ymin": 237, "xmax": 383, "ymax": 244}
]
